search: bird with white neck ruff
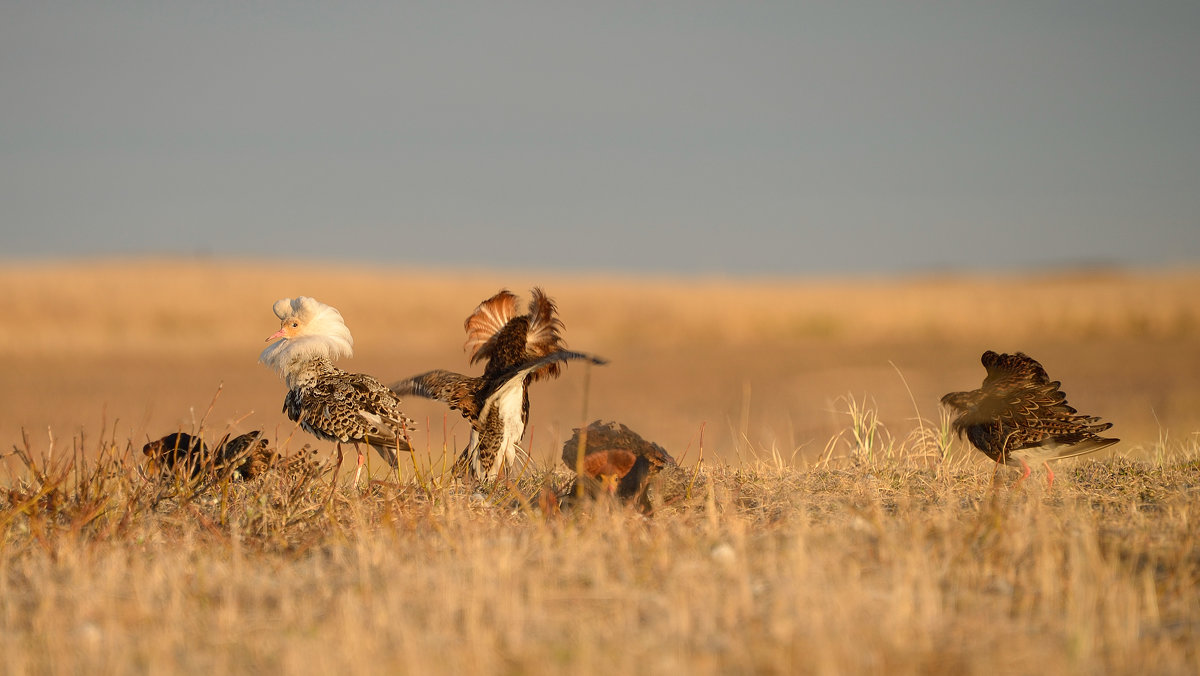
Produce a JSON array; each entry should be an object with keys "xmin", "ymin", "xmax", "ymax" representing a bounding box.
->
[{"xmin": 259, "ymin": 296, "xmax": 413, "ymax": 485}]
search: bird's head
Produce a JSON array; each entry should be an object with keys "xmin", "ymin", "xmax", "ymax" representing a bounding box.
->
[
  {"xmin": 584, "ymin": 450, "xmax": 637, "ymax": 496},
  {"xmin": 259, "ymin": 297, "xmax": 354, "ymax": 379}
]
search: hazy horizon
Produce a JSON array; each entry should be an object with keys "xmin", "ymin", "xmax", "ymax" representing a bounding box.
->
[{"xmin": 3, "ymin": 2, "xmax": 1197, "ymax": 275}]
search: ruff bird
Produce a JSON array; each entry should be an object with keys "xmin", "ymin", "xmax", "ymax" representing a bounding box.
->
[
  {"xmin": 142, "ymin": 430, "xmax": 275, "ymax": 480},
  {"xmin": 260, "ymin": 297, "xmax": 413, "ymax": 485},
  {"xmin": 390, "ymin": 288, "xmax": 604, "ymax": 482},
  {"xmin": 561, "ymin": 420, "xmax": 677, "ymax": 511},
  {"xmin": 392, "ymin": 350, "xmax": 607, "ymax": 482},
  {"xmin": 941, "ymin": 350, "xmax": 1118, "ymax": 487}
]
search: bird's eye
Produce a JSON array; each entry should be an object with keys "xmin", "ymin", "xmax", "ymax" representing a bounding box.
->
[{"xmin": 291, "ymin": 321, "xmax": 299, "ymax": 328}]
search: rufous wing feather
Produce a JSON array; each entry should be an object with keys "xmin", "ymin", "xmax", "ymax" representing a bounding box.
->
[
  {"xmin": 464, "ymin": 290, "xmax": 519, "ymax": 363},
  {"xmin": 524, "ymin": 287, "xmax": 567, "ymax": 381}
]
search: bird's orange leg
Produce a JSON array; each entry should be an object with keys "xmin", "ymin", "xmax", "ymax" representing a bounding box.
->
[
  {"xmin": 1014, "ymin": 458, "xmax": 1032, "ymax": 487},
  {"xmin": 351, "ymin": 443, "xmax": 366, "ymax": 488},
  {"xmin": 1044, "ymin": 461, "xmax": 1055, "ymax": 489}
]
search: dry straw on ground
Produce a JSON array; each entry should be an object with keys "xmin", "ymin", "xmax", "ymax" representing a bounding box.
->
[{"xmin": 1, "ymin": 410, "xmax": 1197, "ymax": 675}]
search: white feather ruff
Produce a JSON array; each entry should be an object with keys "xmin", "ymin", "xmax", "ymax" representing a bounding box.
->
[{"xmin": 259, "ymin": 296, "xmax": 354, "ymax": 383}]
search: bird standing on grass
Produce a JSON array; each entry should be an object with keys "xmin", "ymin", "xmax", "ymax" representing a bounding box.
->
[
  {"xmin": 940, "ymin": 350, "xmax": 1118, "ymax": 487},
  {"xmin": 390, "ymin": 288, "xmax": 604, "ymax": 483},
  {"xmin": 260, "ymin": 297, "xmax": 413, "ymax": 486}
]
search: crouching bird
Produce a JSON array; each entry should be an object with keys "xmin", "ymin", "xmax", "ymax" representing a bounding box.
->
[
  {"xmin": 941, "ymin": 350, "xmax": 1118, "ymax": 488},
  {"xmin": 390, "ymin": 288, "xmax": 604, "ymax": 483},
  {"xmin": 260, "ymin": 296, "xmax": 414, "ymax": 486},
  {"xmin": 561, "ymin": 420, "xmax": 677, "ymax": 512},
  {"xmin": 143, "ymin": 430, "xmax": 276, "ymax": 480}
]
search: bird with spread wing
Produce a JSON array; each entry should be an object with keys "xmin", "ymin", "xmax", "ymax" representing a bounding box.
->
[
  {"xmin": 941, "ymin": 350, "xmax": 1118, "ymax": 487},
  {"xmin": 390, "ymin": 288, "xmax": 605, "ymax": 483},
  {"xmin": 259, "ymin": 296, "xmax": 414, "ymax": 485}
]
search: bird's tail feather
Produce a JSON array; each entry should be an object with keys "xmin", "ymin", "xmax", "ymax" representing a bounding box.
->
[{"xmin": 1047, "ymin": 436, "xmax": 1120, "ymax": 462}]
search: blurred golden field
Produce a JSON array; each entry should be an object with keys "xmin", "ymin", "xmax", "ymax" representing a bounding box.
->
[{"xmin": 2, "ymin": 260, "xmax": 1199, "ymax": 675}]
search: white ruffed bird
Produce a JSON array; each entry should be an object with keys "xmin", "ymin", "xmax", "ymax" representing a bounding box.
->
[{"xmin": 259, "ymin": 296, "xmax": 413, "ymax": 485}]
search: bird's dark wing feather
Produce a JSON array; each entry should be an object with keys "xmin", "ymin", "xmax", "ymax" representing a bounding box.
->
[
  {"xmin": 980, "ymin": 350, "xmax": 1051, "ymax": 388},
  {"xmin": 389, "ymin": 370, "xmax": 482, "ymax": 421},
  {"xmin": 478, "ymin": 350, "xmax": 607, "ymax": 414},
  {"xmin": 523, "ymin": 287, "xmax": 567, "ymax": 381}
]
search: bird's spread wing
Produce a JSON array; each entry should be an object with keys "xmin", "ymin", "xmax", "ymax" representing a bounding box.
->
[
  {"xmin": 389, "ymin": 370, "xmax": 482, "ymax": 421},
  {"xmin": 522, "ymin": 287, "xmax": 567, "ymax": 381},
  {"xmin": 464, "ymin": 289, "xmax": 519, "ymax": 362},
  {"xmin": 996, "ymin": 385, "xmax": 1114, "ymax": 451},
  {"xmin": 479, "ymin": 350, "xmax": 607, "ymax": 417},
  {"xmin": 465, "ymin": 288, "xmax": 568, "ymax": 382},
  {"xmin": 981, "ymin": 350, "xmax": 1051, "ymax": 388}
]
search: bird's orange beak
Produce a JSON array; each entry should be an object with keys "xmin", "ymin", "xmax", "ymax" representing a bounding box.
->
[{"xmin": 265, "ymin": 327, "xmax": 288, "ymax": 342}]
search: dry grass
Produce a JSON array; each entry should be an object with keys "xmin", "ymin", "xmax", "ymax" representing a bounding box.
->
[
  {"xmin": 2, "ymin": 408, "xmax": 1198, "ymax": 675},
  {"xmin": 2, "ymin": 260, "xmax": 1199, "ymax": 674}
]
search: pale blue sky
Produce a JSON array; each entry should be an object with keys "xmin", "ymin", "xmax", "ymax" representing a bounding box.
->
[{"xmin": 2, "ymin": 1, "xmax": 1197, "ymax": 274}]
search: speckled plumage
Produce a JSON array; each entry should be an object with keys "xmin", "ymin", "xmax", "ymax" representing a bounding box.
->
[
  {"xmin": 391, "ymin": 288, "xmax": 600, "ymax": 483},
  {"xmin": 142, "ymin": 430, "xmax": 276, "ymax": 479},
  {"xmin": 283, "ymin": 356, "xmax": 413, "ymax": 466},
  {"xmin": 561, "ymin": 420, "xmax": 677, "ymax": 512},
  {"xmin": 941, "ymin": 350, "xmax": 1118, "ymax": 482},
  {"xmin": 260, "ymin": 296, "xmax": 412, "ymax": 472}
]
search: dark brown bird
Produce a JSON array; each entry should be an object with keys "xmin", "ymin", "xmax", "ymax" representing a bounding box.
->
[
  {"xmin": 941, "ymin": 350, "xmax": 1119, "ymax": 487},
  {"xmin": 561, "ymin": 420, "xmax": 677, "ymax": 511},
  {"xmin": 391, "ymin": 288, "xmax": 605, "ymax": 482},
  {"xmin": 142, "ymin": 430, "xmax": 275, "ymax": 480}
]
